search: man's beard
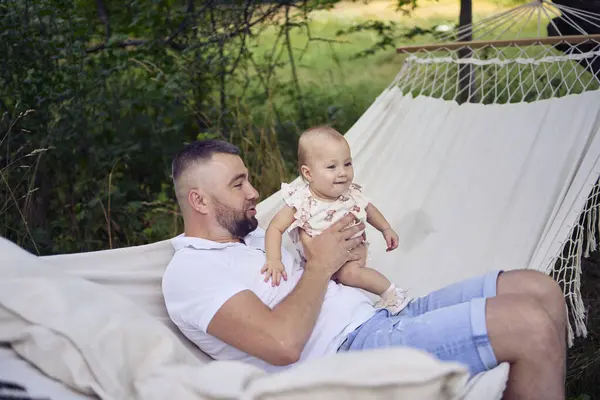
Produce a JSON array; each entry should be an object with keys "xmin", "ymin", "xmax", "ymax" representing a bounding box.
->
[{"xmin": 212, "ymin": 197, "xmax": 258, "ymax": 238}]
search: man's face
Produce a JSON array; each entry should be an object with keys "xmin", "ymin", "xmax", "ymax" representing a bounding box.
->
[{"xmin": 205, "ymin": 153, "xmax": 260, "ymax": 238}]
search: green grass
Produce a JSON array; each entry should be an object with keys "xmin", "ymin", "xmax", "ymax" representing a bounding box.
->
[
  {"xmin": 240, "ymin": 19, "xmax": 407, "ymax": 131},
  {"xmin": 232, "ymin": 0, "xmax": 574, "ymax": 133}
]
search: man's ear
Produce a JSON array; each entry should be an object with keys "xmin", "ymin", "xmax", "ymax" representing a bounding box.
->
[
  {"xmin": 300, "ymin": 165, "xmax": 312, "ymax": 182},
  {"xmin": 188, "ymin": 188, "xmax": 209, "ymax": 214}
]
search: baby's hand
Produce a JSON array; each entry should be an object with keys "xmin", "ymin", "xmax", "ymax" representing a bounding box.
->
[
  {"xmin": 261, "ymin": 260, "xmax": 288, "ymax": 287},
  {"xmin": 383, "ymin": 228, "xmax": 399, "ymax": 252}
]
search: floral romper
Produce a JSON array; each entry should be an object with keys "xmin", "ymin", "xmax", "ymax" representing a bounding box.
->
[
  {"xmin": 282, "ymin": 181, "xmax": 369, "ymax": 262},
  {"xmin": 281, "ymin": 180, "xmax": 412, "ymax": 314}
]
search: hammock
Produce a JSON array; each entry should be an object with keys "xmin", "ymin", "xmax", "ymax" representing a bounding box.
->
[
  {"xmin": 261, "ymin": 1, "xmax": 600, "ymax": 344},
  {"xmin": 1, "ymin": 1, "xmax": 600, "ymax": 398}
]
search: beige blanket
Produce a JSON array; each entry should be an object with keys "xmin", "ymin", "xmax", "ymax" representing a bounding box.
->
[{"xmin": 0, "ymin": 236, "xmax": 508, "ymax": 400}]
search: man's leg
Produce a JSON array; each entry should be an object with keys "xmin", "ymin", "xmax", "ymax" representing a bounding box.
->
[
  {"xmin": 339, "ymin": 270, "xmax": 567, "ymax": 400},
  {"xmin": 486, "ymin": 294, "xmax": 565, "ymax": 400},
  {"xmin": 401, "ymin": 270, "xmax": 502, "ymax": 316},
  {"xmin": 341, "ymin": 295, "xmax": 565, "ymax": 400},
  {"xmin": 339, "ymin": 271, "xmax": 503, "ymax": 376},
  {"xmin": 495, "ymin": 270, "xmax": 567, "ymax": 348},
  {"xmin": 491, "ymin": 270, "xmax": 567, "ymax": 399},
  {"xmin": 399, "ymin": 269, "xmax": 567, "ymax": 359}
]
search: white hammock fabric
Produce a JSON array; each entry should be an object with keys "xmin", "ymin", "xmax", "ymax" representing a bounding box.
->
[
  {"xmin": 257, "ymin": 88, "xmax": 600, "ymax": 342},
  {"xmin": 344, "ymin": 0, "xmax": 600, "ymax": 339}
]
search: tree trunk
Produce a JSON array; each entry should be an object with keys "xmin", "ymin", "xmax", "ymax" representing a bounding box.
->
[{"xmin": 457, "ymin": 0, "xmax": 478, "ymax": 103}]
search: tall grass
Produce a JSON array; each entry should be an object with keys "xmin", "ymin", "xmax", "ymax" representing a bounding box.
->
[
  {"xmin": 0, "ymin": 109, "xmax": 47, "ymax": 254},
  {"xmin": 0, "ymin": 99, "xmax": 295, "ymax": 251},
  {"xmin": 226, "ymin": 97, "xmax": 297, "ymax": 200}
]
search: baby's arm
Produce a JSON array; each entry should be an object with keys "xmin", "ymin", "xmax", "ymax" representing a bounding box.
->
[
  {"xmin": 366, "ymin": 203, "xmax": 399, "ymax": 251},
  {"xmin": 263, "ymin": 205, "xmax": 297, "ymax": 285},
  {"xmin": 366, "ymin": 203, "xmax": 391, "ymax": 232}
]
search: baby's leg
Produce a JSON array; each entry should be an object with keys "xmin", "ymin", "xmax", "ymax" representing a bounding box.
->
[
  {"xmin": 335, "ymin": 244, "xmax": 412, "ymax": 314},
  {"xmin": 334, "ymin": 243, "xmax": 391, "ymax": 296}
]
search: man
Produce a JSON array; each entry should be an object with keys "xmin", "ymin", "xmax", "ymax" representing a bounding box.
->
[{"xmin": 162, "ymin": 139, "xmax": 567, "ymax": 400}]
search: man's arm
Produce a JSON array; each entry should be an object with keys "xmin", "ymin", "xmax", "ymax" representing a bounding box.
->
[
  {"xmin": 206, "ymin": 268, "xmax": 331, "ymax": 365},
  {"xmin": 206, "ymin": 213, "xmax": 364, "ymax": 366}
]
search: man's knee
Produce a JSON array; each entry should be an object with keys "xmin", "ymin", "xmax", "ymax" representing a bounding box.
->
[
  {"xmin": 520, "ymin": 271, "xmax": 566, "ymax": 316},
  {"xmin": 487, "ymin": 295, "xmax": 559, "ymax": 361},
  {"xmin": 531, "ymin": 271, "xmax": 564, "ymax": 301},
  {"xmin": 524, "ymin": 297, "xmax": 558, "ymax": 344},
  {"xmin": 501, "ymin": 270, "xmax": 565, "ymax": 305}
]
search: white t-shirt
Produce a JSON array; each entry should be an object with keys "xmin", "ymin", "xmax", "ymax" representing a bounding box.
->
[{"xmin": 162, "ymin": 227, "xmax": 376, "ymax": 372}]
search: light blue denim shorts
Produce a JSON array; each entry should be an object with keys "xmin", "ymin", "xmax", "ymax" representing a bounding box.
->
[{"xmin": 338, "ymin": 270, "xmax": 502, "ymax": 376}]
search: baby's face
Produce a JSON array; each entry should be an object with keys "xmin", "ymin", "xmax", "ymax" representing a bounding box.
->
[{"xmin": 306, "ymin": 138, "xmax": 354, "ymax": 200}]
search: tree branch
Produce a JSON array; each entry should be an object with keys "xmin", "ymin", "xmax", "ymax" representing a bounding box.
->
[
  {"xmin": 87, "ymin": 1, "xmax": 279, "ymax": 54},
  {"xmin": 283, "ymin": 5, "xmax": 306, "ymax": 125},
  {"xmin": 185, "ymin": 4, "xmax": 282, "ymax": 52},
  {"xmin": 227, "ymin": 37, "xmax": 248, "ymax": 76},
  {"xmin": 165, "ymin": 0, "xmax": 213, "ymax": 46},
  {"xmin": 86, "ymin": 38, "xmax": 185, "ymax": 53}
]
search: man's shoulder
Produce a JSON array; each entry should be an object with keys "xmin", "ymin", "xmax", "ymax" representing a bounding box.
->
[
  {"xmin": 170, "ymin": 234, "xmax": 232, "ymax": 252},
  {"xmin": 163, "ymin": 245, "xmax": 226, "ymax": 288},
  {"xmin": 167, "ymin": 246, "xmax": 226, "ymax": 270}
]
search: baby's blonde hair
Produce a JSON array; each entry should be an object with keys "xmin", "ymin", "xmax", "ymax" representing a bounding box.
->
[{"xmin": 297, "ymin": 125, "xmax": 345, "ymax": 171}]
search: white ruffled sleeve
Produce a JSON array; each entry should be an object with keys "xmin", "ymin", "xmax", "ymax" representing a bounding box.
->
[
  {"xmin": 281, "ymin": 182, "xmax": 312, "ymax": 234},
  {"xmin": 349, "ymin": 183, "xmax": 370, "ymax": 209},
  {"xmin": 281, "ymin": 182, "xmax": 305, "ymax": 210}
]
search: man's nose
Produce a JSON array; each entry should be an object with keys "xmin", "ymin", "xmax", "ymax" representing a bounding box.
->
[{"xmin": 246, "ymin": 184, "xmax": 259, "ymax": 200}]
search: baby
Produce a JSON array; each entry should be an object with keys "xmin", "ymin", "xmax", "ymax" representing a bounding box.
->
[{"xmin": 262, "ymin": 125, "xmax": 411, "ymax": 314}]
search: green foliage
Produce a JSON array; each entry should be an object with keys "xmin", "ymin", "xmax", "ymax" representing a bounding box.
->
[
  {"xmin": 0, "ymin": 0, "xmax": 297, "ymax": 254},
  {"xmin": 3, "ymin": 0, "xmax": 401, "ymax": 255}
]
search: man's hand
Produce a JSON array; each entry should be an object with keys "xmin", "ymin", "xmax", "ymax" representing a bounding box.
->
[
  {"xmin": 300, "ymin": 213, "xmax": 365, "ymax": 278},
  {"xmin": 261, "ymin": 260, "xmax": 288, "ymax": 286},
  {"xmin": 383, "ymin": 228, "xmax": 399, "ymax": 252}
]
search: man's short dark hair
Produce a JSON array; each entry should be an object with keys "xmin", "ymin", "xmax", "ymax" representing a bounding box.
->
[{"xmin": 171, "ymin": 139, "xmax": 240, "ymax": 181}]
